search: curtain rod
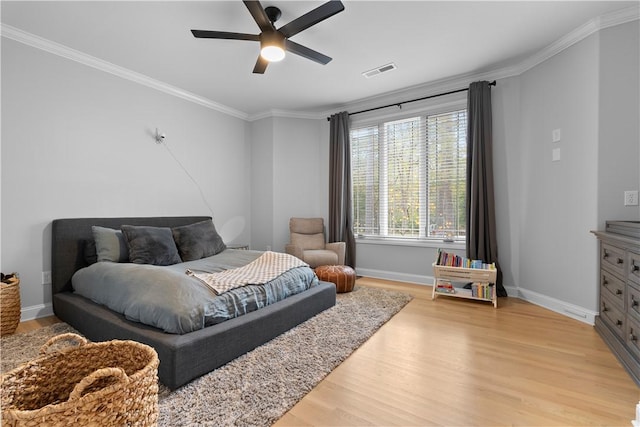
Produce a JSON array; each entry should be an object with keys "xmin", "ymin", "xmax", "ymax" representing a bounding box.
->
[{"xmin": 327, "ymin": 80, "xmax": 496, "ymax": 121}]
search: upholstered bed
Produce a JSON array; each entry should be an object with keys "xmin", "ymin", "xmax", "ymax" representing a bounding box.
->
[{"xmin": 51, "ymin": 216, "xmax": 336, "ymax": 389}]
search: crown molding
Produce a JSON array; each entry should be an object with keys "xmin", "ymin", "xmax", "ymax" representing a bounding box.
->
[
  {"xmin": 2, "ymin": 4, "xmax": 638, "ymax": 123},
  {"xmin": 248, "ymin": 109, "xmax": 321, "ymax": 122},
  {"xmin": 515, "ymin": 4, "xmax": 639, "ymax": 77},
  {"xmin": 0, "ymin": 24, "xmax": 250, "ymax": 121},
  {"xmin": 287, "ymin": 4, "xmax": 640, "ymax": 121}
]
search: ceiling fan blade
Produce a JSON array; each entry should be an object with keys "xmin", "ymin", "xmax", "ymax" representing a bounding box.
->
[
  {"xmin": 243, "ymin": 0, "xmax": 274, "ymax": 32},
  {"xmin": 253, "ymin": 56, "xmax": 269, "ymax": 74},
  {"xmin": 191, "ymin": 30, "xmax": 260, "ymax": 41},
  {"xmin": 279, "ymin": 0, "xmax": 344, "ymax": 38},
  {"xmin": 285, "ymin": 40, "xmax": 332, "ymax": 65}
]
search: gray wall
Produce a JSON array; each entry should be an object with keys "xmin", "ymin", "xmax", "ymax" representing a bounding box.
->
[
  {"xmin": 1, "ymin": 39, "xmax": 251, "ymax": 318},
  {"xmin": 516, "ymin": 28, "xmax": 601, "ymax": 313},
  {"xmin": 249, "ymin": 116, "xmax": 326, "ymax": 252},
  {"xmin": 598, "ymin": 21, "xmax": 640, "ymax": 224},
  {"xmin": 249, "ymin": 117, "xmax": 274, "ymax": 251}
]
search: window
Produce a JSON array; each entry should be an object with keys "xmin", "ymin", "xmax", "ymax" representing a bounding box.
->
[{"xmin": 351, "ymin": 108, "xmax": 467, "ymax": 241}]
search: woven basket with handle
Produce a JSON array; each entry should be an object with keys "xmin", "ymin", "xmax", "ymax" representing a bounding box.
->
[
  {"xmin": 1, "ymin": 333, "xmax": 159, "ymax": 426},
  {"xmin": 1, "ymin": 273, "xmax": 21, "ymax": 336}
]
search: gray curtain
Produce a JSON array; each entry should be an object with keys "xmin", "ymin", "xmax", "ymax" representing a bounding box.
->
[
  {"xmin": 466, "ymin": 81, "xmax": 506, "ymax": 297},
  {"xmin": 329, "ymin": 111, "xmax": 356, "ymax": 267}
]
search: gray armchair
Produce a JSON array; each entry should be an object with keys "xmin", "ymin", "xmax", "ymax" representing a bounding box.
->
[{"xmin": 285, "ymin": 218, "xmax": 345, "ymax": 268}]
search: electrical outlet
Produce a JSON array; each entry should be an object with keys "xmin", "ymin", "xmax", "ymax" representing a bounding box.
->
[
  {"xmin": 625, "ymin": 191, "xmax": 639, "ymax": 206},
  {"xmin": 42, "ymin": 271, "xmax": 52, "ymax": 285}
]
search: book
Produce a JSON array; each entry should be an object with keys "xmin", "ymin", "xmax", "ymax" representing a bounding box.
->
[
  {"xmin": 435, "ymin": 282, "xmax": 455, "ymax": 294},
  {"xmin": 435, "ymin": 249, "xmax": 495, "ymax": 270}
]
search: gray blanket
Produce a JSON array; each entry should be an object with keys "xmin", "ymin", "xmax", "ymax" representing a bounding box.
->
[{"xmin": 72, "ymin": 249, "xmax": 318, "ymax": 334}]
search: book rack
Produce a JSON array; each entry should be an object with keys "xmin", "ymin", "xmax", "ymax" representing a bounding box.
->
[{"xmin": 432, "ymin": 264, "xmax": 498, "ymax": 308}]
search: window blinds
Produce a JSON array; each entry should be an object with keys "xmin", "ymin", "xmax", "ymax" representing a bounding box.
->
[{"xmin": 351, "ymin": 108, "xmax": 467, "ymax": 240}]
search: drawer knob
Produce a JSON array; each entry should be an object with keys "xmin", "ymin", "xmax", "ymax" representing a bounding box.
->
[
  {"xmin": 616, "ymin": 319, "xmax": 623, "ymax": 327},
  {"xmin": 631, "ymin": 333, "xmax": 637, "ymax": 342},
  {"xmin": 616, "ymin": 289, "xmax": 623, "ymax": 295},
  {"xmin": 603, "ymin": 278, "xmax": 608, "ymax": 286},
  {"xmin": 632, "ymin": 297, "xmax": 639, "ymax": 308},
  {"xmin": 602, "ymin": 302, "xmax": 608, "ymax": 312},
  {"xmin": 632, "ymin": 264, "xmax": 639, "ymax": 272},
  {"xmin": 603, "ymin": 251, "xmax": 609, "ymax": 259},
  {"xmin": 617, "ymin": 258, "xmax": 624, "ymax": 265}
]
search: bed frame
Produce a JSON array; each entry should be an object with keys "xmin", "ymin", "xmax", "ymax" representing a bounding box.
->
[{"xmin": 51, "ymin": 216, "xmax": 336, "ymax": 389}]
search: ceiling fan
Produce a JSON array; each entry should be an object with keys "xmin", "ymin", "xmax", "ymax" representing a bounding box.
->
[{"xmin": 191, "ymin": 0, "xmax": 345, "ymax": 74}]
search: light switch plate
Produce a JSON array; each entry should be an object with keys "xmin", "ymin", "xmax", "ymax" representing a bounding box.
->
[
  {"xmin": 552, "ymin": 147, "xmax": 561, "ymax": 161},
  {"xmin": 552, "ymin": 129, "xmax": 561, "ymax": 143}
]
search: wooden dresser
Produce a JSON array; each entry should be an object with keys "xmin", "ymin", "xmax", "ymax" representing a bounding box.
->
[{"xmin": 592, "ymin": 221, "xmax": 640, "ymax": 385}]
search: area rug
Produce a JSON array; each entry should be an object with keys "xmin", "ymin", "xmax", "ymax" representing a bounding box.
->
[{"xmin": 1, "ymin": 285, "xmax": 412, "ymax": 426}]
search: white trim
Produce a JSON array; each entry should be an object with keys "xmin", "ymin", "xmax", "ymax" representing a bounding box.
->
[
  {"xmin": 516, "ymin": 5, "xmax": 639, "ymax": 76},
  {"xmin": 356, "ymin": 268, "xmax": 433, "ymax": 286},
  {"xmin": 249, "ymin": 109, "xmax": 321, "ymax": 122},
  {"xmin": 20, "ymin": 302, "xmax": 54, "ymax": 322},
  {"xmin": 516, "ymin": 287, "xmax": 597, "ymax": 325},
  {"xmin": 356, "ymin": 236, "xmax": 465, "ymax": 251},
  {"xmin": 0, "ymin": 24, "xmax": 249, "ymax": 121}
]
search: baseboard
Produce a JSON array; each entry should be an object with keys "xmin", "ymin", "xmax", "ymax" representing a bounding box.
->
[
  {"xmin": 356, "ymin": 268, "xmax": 595, "ymax": 324},
  {"xmin": 20, "ymin": 302, "xmax": 54, "ymax": 322},
  {"xmin": 355, "ymin": 268, "xmax": 432, "ymax": 286},
  {"xmin": 516, "ymin": 288, "xmax": 597, "ymax": 325}
]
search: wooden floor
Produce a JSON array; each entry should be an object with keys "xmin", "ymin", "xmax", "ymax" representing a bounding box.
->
[
  {"xmin": 13, "ymin": 278, "xmax": 640, "ymax": 426},
  {"xmin": 275, "ymin": 278, "xmax": 640, "ymax": 426}
]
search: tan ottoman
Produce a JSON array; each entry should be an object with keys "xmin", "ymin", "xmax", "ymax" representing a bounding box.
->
[{"xmin": 315, "ymin": 265, "xmax": 356, "ymax": 293}]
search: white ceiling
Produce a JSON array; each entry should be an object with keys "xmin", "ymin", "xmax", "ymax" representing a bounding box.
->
[{"xmin": 2, "ymin": 1, "xmax": 637, "ymax": 119}]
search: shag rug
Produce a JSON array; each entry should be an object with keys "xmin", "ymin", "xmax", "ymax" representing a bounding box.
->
[{"xmin": 1, "ymin": 285, "xmax": 412, "ymax": 426}]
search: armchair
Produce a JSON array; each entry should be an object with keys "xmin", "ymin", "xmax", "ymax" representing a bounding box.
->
[{"xmin": 285, "ymin": 218, "xmax": 345, "ymax": 267}]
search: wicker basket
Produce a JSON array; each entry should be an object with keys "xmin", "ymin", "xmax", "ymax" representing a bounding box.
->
[
  {"xmin": 1, "ymin": 333, "xmax": 159, "ymax": 426},
  {"xmin": 1, "ymin": 274, "xmax": 21, "ymax": 336}
]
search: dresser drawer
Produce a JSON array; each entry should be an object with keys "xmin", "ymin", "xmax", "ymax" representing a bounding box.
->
[
  {"xmin": 600, "ymin": 270, "xmax": 625, "ymax": 308},
  {"xmin": 628, "ymin": 282, "xmax": 640, "ymax": 322},
  {"xmin": 629, "ymin": 252, "xmax": 640, "ymax": 285},
  {"xmin": 627, "ymin": 315, "xmax": 640, "ymax": 360},
  {"xmin": 601, "ymin": 295, "xmax": 625, "ymax": 339},
  {"xmin": 601, "ymin": 243, "xmax": 626, "ymax": 277}
]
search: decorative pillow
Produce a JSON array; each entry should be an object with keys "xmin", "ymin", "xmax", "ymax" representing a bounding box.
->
[
  {"xmin": 172, "ymin": 219, "xmax": 226, "ymax": 261},
  {"xmin": 92, "ymin": 226, "xmax": 129, "ymax": 263},
  {"xmin": 83, "ymin": 239, "xmax": 98, "ymax": 265},
  {"xmin": 121, "ymin": 225, "xmax": 181, "ymax": 266}
]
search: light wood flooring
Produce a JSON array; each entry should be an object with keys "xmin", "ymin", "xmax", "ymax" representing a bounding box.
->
[{"xmin": 12, "ymin": 278, "xmax": 640, "ymax": 426}]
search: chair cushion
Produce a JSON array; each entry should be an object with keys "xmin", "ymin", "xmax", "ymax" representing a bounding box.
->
[
  {"xmin": 291, "ymin": 232, "xmax": 325, "ymax": 250},
  {"xmin": 303, "ymin": 250, "xmax": 339, "ymax": 268}
]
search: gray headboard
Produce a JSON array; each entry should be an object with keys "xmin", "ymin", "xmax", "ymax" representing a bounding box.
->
[{"xmin": 51, "ymin": 216, "xmax": 211, "ymax": 296}]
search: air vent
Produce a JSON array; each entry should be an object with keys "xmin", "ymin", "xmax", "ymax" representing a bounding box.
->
[{"xmin": 362, "ymin": 63, "xmax": 397, "ymax": 78}]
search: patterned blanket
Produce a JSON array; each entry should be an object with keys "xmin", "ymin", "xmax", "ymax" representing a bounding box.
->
[{"xmin": 187, "ymin": 251, "xmax": 309, "ymax": 294}]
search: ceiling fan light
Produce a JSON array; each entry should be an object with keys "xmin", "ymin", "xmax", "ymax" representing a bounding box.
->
[
  {"xmin": 261, "ymin": 45, "xmax": 285, "ymax": 62},
  {"xmin": 260, "ymin": 31, "xmax": 286, "ymax": 62}
]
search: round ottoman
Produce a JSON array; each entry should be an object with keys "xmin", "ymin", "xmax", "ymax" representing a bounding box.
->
[{"xmin": 315, "ymin": 265, "xmax": 356, "ymax": 293}]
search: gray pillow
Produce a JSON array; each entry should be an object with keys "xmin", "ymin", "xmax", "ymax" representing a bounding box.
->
[
  {"xmin": 172, "ymin": 219, "xmax": 226, "ymax": 261},
  {"xmin": 92, "ymin": 226, "xmax": 129, "ymax": 263},
  {"xmin": 121, "ymin": 225, "xmax": 181, "ymax": 266}
]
